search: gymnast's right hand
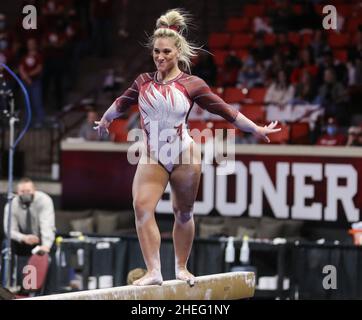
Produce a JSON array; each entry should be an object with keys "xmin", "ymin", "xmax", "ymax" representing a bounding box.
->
[{"xmin": 94, "ymin": 117, "xmax": 111, "ymax": 137}]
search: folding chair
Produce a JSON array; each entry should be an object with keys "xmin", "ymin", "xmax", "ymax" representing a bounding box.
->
[{"xmin": 16, "ymin": 253, "xmax": 50, "ymax": 298}]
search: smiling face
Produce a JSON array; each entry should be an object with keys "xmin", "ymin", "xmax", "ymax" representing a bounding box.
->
[{"xmin": 153, "ymin": 37, "xmax": 179, "ymax": 74}]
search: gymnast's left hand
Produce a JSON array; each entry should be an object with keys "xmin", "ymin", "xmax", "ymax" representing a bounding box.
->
[
  {"xmin": 253, "ymin": 121, "xmax": 281, "ymax": 143},
  {"xmin": 94, "ymin": 118, "xmax": 111, "ymax": 137}
]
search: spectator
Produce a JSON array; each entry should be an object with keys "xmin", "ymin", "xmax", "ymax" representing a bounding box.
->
[
  {"xmin": 349, "ymin": 27, "xmax": 362, "ymax": 62},
  {"xmin": 274, "ymin": 32, "xmax": 298, "ymax": 62},
  {"xmin": 293, "ymin": 70, "xmax": 318, "ymax": 104},
  {"xmin": 192, "ymin": 50, "xmax": 217, "ymax": 86},
  {"xmin": 264, "ymin": 69, "xmax": 295, "ymax": 106},
  {"xmin": 316, "ymin": 68, "xmax": 349, "ymax": 124},
  {"xmin": 317, "ymin": 49, "xmax": 348, "ymax": 87},
  {"xmin": 79, "ymin": 109, "xmax": 109, "ymax": 141},
  {"xmin": 265, "ymin": 52, "xmax": 287, "ymax": 85},
  {"xmin": 42, "ymin": 22, "xmax": 67, "ymax": 111},
  {"xmin": 290, "ymin": 48, "xmax": 318, "ymax": 84},
  {"xmin": 237, "ymin": 59, "xmax": 264, "ymax": 89},
  {"xmin": 346, "ymin": 125, "xmax": 362, "ymax": 146},
  {"xmin": 217, "ymin": 53, "xmax": 242, "ymax": 87},
  {"xmin": 3, "ymin": 178, "xmax": 55, "ymax": 256},
  {"xmin": 310, "ymin": 30, "xmax": 330, "ymax": 64},
  {"xmin": 19, "ymin": 38, "xmax": 45, "ymax": 126},
  {"xmin": 250, "ymin": 34, "xmax": 274, "ymax": 63},
  {"xmin": 316, "ymin": 117, "xmax": 347, "ymax": 146}
]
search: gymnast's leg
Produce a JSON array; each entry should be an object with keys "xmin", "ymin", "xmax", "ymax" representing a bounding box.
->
[
  {"xmin": 132, "ymin": 154, "xmax": 169, "ymax": 285},
  {"xmin": 170, "ymin": 142, "xmax": 202, "ymax": 285}
]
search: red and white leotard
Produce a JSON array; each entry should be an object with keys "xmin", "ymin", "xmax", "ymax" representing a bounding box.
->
[{"xmin": 114, "ymin": 72, "xmax": 238, "ymax": 172}]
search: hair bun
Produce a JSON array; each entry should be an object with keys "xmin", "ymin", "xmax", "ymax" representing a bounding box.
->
[{"xmin": 156, "ymin": 9, "xmax": 189, "ymax": 35}]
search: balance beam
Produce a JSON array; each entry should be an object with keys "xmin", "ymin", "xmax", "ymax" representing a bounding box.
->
[{"xmin": 25, "ymin": 272, "xmax": 255, "ymax": 300}]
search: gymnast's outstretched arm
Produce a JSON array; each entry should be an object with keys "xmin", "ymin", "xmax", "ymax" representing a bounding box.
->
[
  {"xmin": 184, "ymin": 76, "xmax": 281, "ymax": 143},
  {"xmin": 94, "ymin": 74, "xmax": 142, "ymax": 136}
]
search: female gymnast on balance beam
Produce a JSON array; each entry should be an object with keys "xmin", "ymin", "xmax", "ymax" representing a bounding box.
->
[{"xmin": 95, "ymin": 9, "xmax": 281, "ymax": 286}]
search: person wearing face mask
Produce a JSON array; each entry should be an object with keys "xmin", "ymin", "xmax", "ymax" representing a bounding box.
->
[
  {"xmin": 316, "ymin": 117, "xmax": 347, "ymax": 146},
  {"xmin": 3, "ymin": 178, "xmax": 55, "ymax": 257}
]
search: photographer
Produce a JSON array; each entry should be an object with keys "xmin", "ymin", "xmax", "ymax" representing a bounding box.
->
[{"xmin": 3, "ymin": 178, "xmax": 55, "ymax": 256}]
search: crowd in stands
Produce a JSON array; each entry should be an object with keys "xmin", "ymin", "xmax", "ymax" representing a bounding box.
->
[
  {"xmin": 0, "ymin": 0, "xmax": 126, "ymax": 127},
  {"xmin": 191, "ymin": 0, "xmax": 362, "ymax": 146}
]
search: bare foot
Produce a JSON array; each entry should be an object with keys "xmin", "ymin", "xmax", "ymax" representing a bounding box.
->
[
  {"xmin": 176, "ymin": 268, "xmax": 195, "ymax": 287},
  {"xmin": 133, "ymin": 271, "xmax": 163, "ymax": 286}
]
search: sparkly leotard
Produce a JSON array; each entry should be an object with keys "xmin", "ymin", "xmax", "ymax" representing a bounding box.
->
[{"xmin": 114, "ymin": 72, "xmax": 238, "ymax": 173}]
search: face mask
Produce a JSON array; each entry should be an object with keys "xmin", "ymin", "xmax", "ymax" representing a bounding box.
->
[
  {"xmin": 19, "ymin": 194, "xmax": 34, "ymax": 207},
  {"xmin": 326, "ymin": 125, "xmax": 337, "ymax": 136}
]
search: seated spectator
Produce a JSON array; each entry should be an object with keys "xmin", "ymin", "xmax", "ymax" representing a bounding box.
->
[
  {"xmin": 264, "ymin": 69, "xmax": 295, "ymax": 106},
  {"xmin": 346, "ymin": 125, "xmax": 362, "ymax": 146},
  {"xmin": 290, "ymin": 48, "xmax": 318, "ymax": 84},
  {"xmin": 274, "ymin": 32, "xmax": 298, "ymax": 62},
  {"xmin": 310, "ymin": 30, "xmax": 330, "ymax": 65},
  {"xmin": 217, "ymin": 52, "xmax": 242, "ymax": 87},
  {"xmin": 347, "ymin": 51, "xmax": 362, "ymax": 86},
  {"xmin": 293, "ymin": 70, "xmax": 318, "ymax": 104},
  {"xmin": 316, "ymin": 117, "xmax": 347, "ymax": 146},
  {"xmin": 349, "ymin": 26, "xmax": 362, "ymax": 62},
  {"xmin": 237, "ymin": 59, "xmax": 264, "ymax": 89},
  {"xmin": 19, "ymin": 38, "xmax": 45, "ymax": 126},
  {"xmin": 250, "ymin": 34, "xmax": 274, "ymax": 63},
  {"xmin": 192, "ymin": 50, "xmax": 217, "ymax": 86},
  {"xmin": 316, "ymin": 68, "xmax": 349, "ymax": 124},
  {"xmin": 79, "ymin": 109, "xmax": 109, "ymax": 141},
  {"xmin": 317, "ymin": 49, "xmax": 348, "ymax": 87},
  {"xmin": 265, "ymin": 52, "xmax": 287, "ymax": 85}
]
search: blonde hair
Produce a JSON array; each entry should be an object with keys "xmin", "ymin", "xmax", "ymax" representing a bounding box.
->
[{"xmin": 150, "ymin": 9, "xmax": 199, "ymax": 73}]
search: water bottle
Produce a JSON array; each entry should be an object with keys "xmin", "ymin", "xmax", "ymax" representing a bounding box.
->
[
  {"xmin": 225, "ymin": 236, "xmax": 235, "ymax": 263},
  {"xmin": 240, "ymin": 235, "xmax": 250, "ymax": 265}
]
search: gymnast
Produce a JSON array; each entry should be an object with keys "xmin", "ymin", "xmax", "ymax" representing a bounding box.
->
[{"xmin": 95, "ymin": 9, "xmax": 280, "ymax": 286}]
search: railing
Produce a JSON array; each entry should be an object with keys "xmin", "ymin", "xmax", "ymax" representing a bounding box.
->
[{"xmin": 0, "ymin": 85, "xmax": 101, "ymax": 180}]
